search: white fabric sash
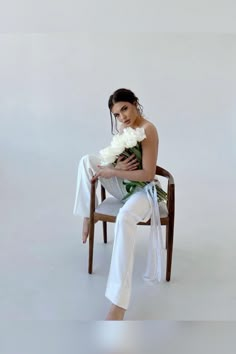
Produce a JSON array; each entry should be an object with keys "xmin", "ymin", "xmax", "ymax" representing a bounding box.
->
[{"xmin": 143, "ymin": 181, "xmax": 166, "ymax": 282}]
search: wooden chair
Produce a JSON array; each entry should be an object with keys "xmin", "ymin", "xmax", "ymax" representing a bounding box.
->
[{"xmin": 88, "ymin": 166, "xmax": 175, "ymax": 281}]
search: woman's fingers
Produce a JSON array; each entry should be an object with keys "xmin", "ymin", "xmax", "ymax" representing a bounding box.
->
[
  {"xmin": 129, "ymin": 165, "xmax": 138, "ymax": 171},
  {"xmin": 127, "ymin": 158, "xmax": 138, "ymax": 166},
  {"xmin": 125, "ymin": 153, "xmax": 136, "ymax": 162},
  {"xmin": 118, "ymin": 155, "xmax": 125, "ymax": 161},
  {"xmin": 91, "ymin": 171, "xmax": 100, "ymax": 181},
  {"xmin": 116, "ymin": 154, "xmax": 139, "ymax": 171},
  {"xmin": 128, "ymin": 162, "xmax": 140, "ymax": 170}
]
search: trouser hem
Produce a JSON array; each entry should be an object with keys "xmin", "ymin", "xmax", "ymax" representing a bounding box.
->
[{"xmin": 105, "ymin": 284, "xmax": 130, "ymax": 310}]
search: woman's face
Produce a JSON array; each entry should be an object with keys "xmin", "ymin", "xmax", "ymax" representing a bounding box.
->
[{"xmin": 111, "ymin": 101, "xmax": 140, "ymax": 128}]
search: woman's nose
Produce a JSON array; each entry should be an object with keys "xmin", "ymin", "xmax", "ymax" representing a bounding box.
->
[{"xmin": 120, "ymin": 112, "xmax": 126, "ymax": 121}]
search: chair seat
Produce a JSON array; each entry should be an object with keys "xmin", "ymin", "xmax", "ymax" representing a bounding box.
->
[{"xmin": 95, "ymin": 196, "xmax": 168, "ymax": 218}]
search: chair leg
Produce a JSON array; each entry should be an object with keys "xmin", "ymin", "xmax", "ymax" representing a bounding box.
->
[
  {"xmin": 88, "ymin": 218, "xmax": 95, "ymax": 274},
  {"xmin": 166, "ymin": 219, "xmax": 174, "ymax": 281},
  {"xmin": 103, "ymin": 221, "xmax": 107, "ymax": 243}
]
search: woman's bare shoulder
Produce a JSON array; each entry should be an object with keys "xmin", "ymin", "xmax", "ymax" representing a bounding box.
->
[{"xmin": 141, "ymin": 120, "xmax": 158, "ymax": 135}]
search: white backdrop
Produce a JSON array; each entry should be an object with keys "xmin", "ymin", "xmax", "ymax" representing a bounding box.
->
[
  {"xmin": 1, "ymin": 33, "xmax": 235, "ymax": 211},
  {"xmin": 0, "ymin": 0, "xmax": 236, "ymax": 32}
]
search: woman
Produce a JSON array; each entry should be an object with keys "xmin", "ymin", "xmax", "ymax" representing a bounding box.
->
[{"xmin": 73, "ymin": 88, "xmax": 161, "ymax": 320}]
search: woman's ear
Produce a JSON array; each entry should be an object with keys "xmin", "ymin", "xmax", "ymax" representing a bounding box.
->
[{"xmin": 135, "ymin": 101, "xmax": 141, "ymax": 115}]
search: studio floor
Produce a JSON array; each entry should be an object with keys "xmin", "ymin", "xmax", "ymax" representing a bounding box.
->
[{"xmin": 0, "ymin": 175, "xmax": 235, "ymax": 321}]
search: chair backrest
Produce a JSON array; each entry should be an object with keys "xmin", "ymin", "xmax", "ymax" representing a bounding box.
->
[
  {"xmin": 155, "ymin": 166, "xmax": 174, "ymax": 184},
  {"xmin": 99, "ymin": 165, "xmax": 175, "ymax": 212},
  {"xmin": 155, "ymin": 166, "xmax": 175, "ymax": 215}
]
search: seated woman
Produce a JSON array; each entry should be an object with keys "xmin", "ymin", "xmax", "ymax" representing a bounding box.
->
[{"xmin": 73, "ymin": 88, "xmax": 161, "ymax": 320}]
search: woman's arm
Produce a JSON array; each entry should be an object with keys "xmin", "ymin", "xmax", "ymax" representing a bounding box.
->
[{"xmin": 94, "ymin": 124, "xmax": 158, "ymax": 182}]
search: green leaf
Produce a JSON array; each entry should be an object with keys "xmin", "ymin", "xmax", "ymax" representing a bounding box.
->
[
  {"xmin": 130, "ymin": 147, "xmax": 142, "ymax": 161},
  {"xmin": 122, "ymin": 179, "xmax": 168, "ymax": 203}
]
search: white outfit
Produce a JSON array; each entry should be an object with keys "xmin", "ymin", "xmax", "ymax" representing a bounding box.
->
[{"xmin": 73, "ymin": 154, "xmax": 165, "ymax": 310}]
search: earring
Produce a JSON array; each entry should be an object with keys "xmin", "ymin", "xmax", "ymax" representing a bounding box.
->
[{"xmin": 137, "ymin": 104, "xmax": 142, "ymax": 116}]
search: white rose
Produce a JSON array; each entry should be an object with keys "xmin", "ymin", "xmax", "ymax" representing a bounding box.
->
[
  {"xmin": 99, "ymin": 127, "xmax": 146, "ymax": 165},
  {"xmin": 135, "ymin": 127, "xmax": 146, "ymax": 142},
  {"xmin": 99, "ymin": 147, "xmax": 116, "ymax": 164},
  {"xmin": 122, "ymin": 128, "xmax": 137, "ymax": 148},
  {"xmin": 110, "ymin": 134, "xmax": 125, "ymax": 154}
]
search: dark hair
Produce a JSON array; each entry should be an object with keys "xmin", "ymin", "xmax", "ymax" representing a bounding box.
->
[{"xmin": 108, "ymin": 88, "xmax": 143, "ymax": 134}]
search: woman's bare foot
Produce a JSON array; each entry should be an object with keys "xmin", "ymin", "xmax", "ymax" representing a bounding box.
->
[
  {"xmin": 105, "ymin": 304, "xmax": 126, "ymax": 321},
  {"xmin": 82, "ymin": 217, "xmax": 90, "ymax": 243}
]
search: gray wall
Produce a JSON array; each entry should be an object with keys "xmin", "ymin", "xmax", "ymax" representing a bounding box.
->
[{"xmin": 1, "ymin": 32, "xmax": 235, "ymax": 230}]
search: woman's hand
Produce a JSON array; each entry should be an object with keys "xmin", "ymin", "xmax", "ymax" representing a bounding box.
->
[
  {"xmin": 115, "ymin": 154, "xmax": 139, "ymax": 171},
  {"xmin": 91, "ymin": 166, "xmax": 115, "ymax": 181}
]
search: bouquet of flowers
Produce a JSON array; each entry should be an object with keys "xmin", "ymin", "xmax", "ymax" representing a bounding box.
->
[{"xmin": 99, "ymin": 127, "xmax": 167, "ymax": 202}]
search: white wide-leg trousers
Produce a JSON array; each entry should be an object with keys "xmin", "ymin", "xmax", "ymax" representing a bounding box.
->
[{"xmin": 73, "ymin": 155, "xmax": 153, "ymax": 310}]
